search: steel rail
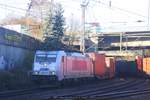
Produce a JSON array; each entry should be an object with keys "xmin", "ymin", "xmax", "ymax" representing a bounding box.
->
[
  {"xmin": 85, "ymin": 80, "xmax": 145, "ymax": 97},
  {"xmin": 57, "ymin": 79, "xmax": 137, "ymax": 97}
]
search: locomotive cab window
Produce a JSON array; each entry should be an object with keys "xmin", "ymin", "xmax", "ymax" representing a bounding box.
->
[
  {"xmin": 47, "ymin": 55, "xmax": 57, "ymax": 63},
  {"xmin": 36, "ymin": 54, "xmax": 46, "ymax": 62},
  {"xmin": 36, "ymin": 54, "xmax": 57, "ymax": 63}
]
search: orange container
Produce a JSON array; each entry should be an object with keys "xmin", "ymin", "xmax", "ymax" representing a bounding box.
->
[
  {"xmin": 87, "ymin": 53, "xmax": 106, "ymax": 79},
  {"xmin": 143, "ymin": 57, "xmax": 150, "ymax": 75},
  {"xmin": 143, "ymin": 58, "xmax": 147, "ymax": 73},
  {"xmin": 147, "ymin": 58, "xmax": 150, "ymax": 74},
  {"xmin": 135, "ymin": 56, "xmax": 143, "ymax": 71}
]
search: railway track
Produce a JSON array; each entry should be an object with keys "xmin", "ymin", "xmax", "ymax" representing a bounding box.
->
[
  {"xmin": 2, "ymin": 78, "xmax": 150, "ymax": 100},
  {"xmin": 117, "ymin": 79, "xmax": 150, "ymax": 92},
  {"xmin": 51, "ymin": 88, "xmax": 150, "ymax": 100},
  {"xmin": 0, "ymin": 84, "xmax": 58, "ymax": 98},
  {"xmin": 82, "ymin": 80, "xmax": 145, "ymax": 97},
  {"xmin": 0, "ymin": 78, "xmax": 130, "ymax": 100},
  {"xmin": 41, "ymin": 78, "xmax": 127, "ymax": 97},
  {"xmin": 44, "ymin": 79, "xmax": 150, "ymax": 100},
  {"xmin": 91, "ymin": 88, "xmax": 150, "ymax": 100},
  {"xmin": 0, "ymin": 79, "xmax": 120, "ymax": 99},
  {"xmin": 57, "ymin": 79, "xmax": 139, "ymax": 97}
]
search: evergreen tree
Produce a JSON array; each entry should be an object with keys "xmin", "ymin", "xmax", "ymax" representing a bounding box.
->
[
  {"xmin": 42, "ymin": 3, "xmax": 65, "ymax": 50},
  {"xmin": 52, "ymin": 4, "xmax": 65, "ymax": 39}
]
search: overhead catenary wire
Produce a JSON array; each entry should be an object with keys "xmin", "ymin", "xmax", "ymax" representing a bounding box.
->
[
  {"xmin": 0, "ymin": 3, "xmax": 51, "ymax": 17},
  {"xmin": 0, "ymin": 6, "xmax": 24, "ymax": 14},
  {"xmin": 0, "ymin": 0, "xmax": 148, "ymax": 19},
  {"xmin": 0, "ymin": 1, "xmax": 148, "ymax": 30},
  {"xmin": 1, "ymin": 1, "xmax": 147, "ymax": 22},
  {"xmin": 0, "ymin": 3, "xmax": 27, "ymax": 11},
  {"xmin": 0, "ymin": 4, "xmax": 53, "ymax": 20},
  {"xmin": 82, "ymin": 0, "xmax": 147, "ymax": 32},
  {"xmin": 0, "ymin": 6, "xmax": 44, "ymax": 20},
  {"xmin": 92, "ymin": 0, "xmax": 148, "ymax": 19}
]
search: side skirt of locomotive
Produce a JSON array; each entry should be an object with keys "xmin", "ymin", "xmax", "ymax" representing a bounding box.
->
[
  {"xmin": 31, "ymin": 75, "xmax": 58, "ymax": 84},
  {"xmin": 60, "ymin": 77, "xmax": 98, "ymax": 87},
  {"xmin": 31, "ymin": 75, "xmax": 98, "ymax": 86}
]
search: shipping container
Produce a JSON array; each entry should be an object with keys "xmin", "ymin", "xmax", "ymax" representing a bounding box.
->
[
  {"xmin": 105, "ymin": 57, "xmax": 115, "ymax": 78},
  {"xmin": 116, "ymin": 60, "xmax": 138, "ymax": 77},
  {"xmin": 147, "ymin": 58, "xmax": 150, "ymax": 74},
  {"xmin": 135, "ymin": 56, "xmax": 143, "ymax": 71},
  {"xmin": 143, "ymin": 57, "xmax": 150, "ymax": 75},
  {"xmin": 94, "ymin": 54, "xmax": 106, "ymax": 78},
  {"xmin": 87, "ymin": 53, "xmax": 106, "ymax": 79},
  {"xmin": 143, "ymin": 58, "xmax": 147, "ymax": 73},
  {"xmin": 87, "ymin": 53, "xmax": 115, "ymax": 79}
]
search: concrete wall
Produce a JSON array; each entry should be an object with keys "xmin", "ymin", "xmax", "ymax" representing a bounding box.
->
[
  {"xmin": 0, "ymin": 44, "xmax": 35, "ymax": 70},
  {"xmin": 0, "ymin": 27, "xmax": 41, "ymax": 70}
]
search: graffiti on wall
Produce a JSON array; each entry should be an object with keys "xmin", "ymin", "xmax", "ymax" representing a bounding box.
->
[{"xmin": 4, "ymin": 33, "xmax": 22, "ymax": 42}]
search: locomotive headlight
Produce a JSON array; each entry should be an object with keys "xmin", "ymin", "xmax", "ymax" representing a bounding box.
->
[
  {"xmin": 52, "ymin": 71, "xmax": 55, "ymax": 75},
  {"xmin": 44, "ymin": 63, "xmax": 47, "ymax": 67},
  {"xmin": 34, "ymin": 71, "xmax": 38, "ymax": 75}
]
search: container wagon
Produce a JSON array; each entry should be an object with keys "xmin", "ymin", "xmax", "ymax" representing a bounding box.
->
[
  {"xmin": 143, "ymin": 57, "xmax": 150, "ymax": 76},
  {"xmin": 87, "ymin": 53, "xmax": 115, "ymax": 79},
  {"xmin": 135, "ymin": 56, "xmax": 143, "ymax": 71},
  {"xmin": 116, "ymin": 60, "xmax": 138, "ymax": 77},
  {"xmin": 105, "ymin": 57, "xmax": 116, "ymax": 78},
  {"xmin": 135, "ymin": 57, "xmax": 150, "ymax": 77}
]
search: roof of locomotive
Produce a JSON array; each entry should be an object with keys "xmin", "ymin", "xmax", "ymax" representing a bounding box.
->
[{"xmin": 35, "ymin": 50, "xmax": 85, "ymax": 57}]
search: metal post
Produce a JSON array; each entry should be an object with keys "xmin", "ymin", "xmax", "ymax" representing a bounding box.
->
[
  {"xmin": 120, "ymin": 32, "xmax": 122, "ymax": 52},
  {"xmin": 125, "ymin": 33, "xmax": 128, "ymax": 52},
  {"xmin": 148, "ymin": 0, "xmax": 150, "ymax": 30},
  {"xmin": 80, "ymin": 4, "xmax": 85, "ymax": 53},
  {"xmin": 95, "ymin": 31, "xmax": 98, "ymax": 52}
]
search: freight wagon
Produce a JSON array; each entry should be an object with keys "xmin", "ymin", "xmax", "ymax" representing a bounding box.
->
[
  {"xmin": 87, "ymin": 53, "xmax": 115, "ymax": 79},
  {"xmin": 141, "ymin": 57, "xmax": 150, "ymax": 77},
  {"xmin": 135, "ymin": 56, "xmax": 143, "ymax": 71},
  {"xmin": 133, "ymin": 56, "xmax": 150, "ymax": 78},
  {"xmin": 105, "ymin": 57, "xmax": 115, "ymax": 78},
  {"xmin": 115, "ymin": 60, "xmax": 138, "ymax": 77},
  {"xmin": 134, "ymin": 56, "xmax": 150, "ymax": 77},
  {"xmin": 116, "ymin": 56, "xmax": 150, "ymax": 78}
]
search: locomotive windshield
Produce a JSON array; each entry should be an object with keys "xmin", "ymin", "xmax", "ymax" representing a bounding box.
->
[{"xmin": 36, "ymin": 54, "xmax": 56, "ymax": 63}]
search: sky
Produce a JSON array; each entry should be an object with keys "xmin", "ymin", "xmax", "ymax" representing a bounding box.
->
[
  {"xmin": 0, "ymin": 0, "xmax": 149, "ymax": 32},
  {"xmin": 0, "ymin": 0, "xmax": 29, "ymax": 19}
]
